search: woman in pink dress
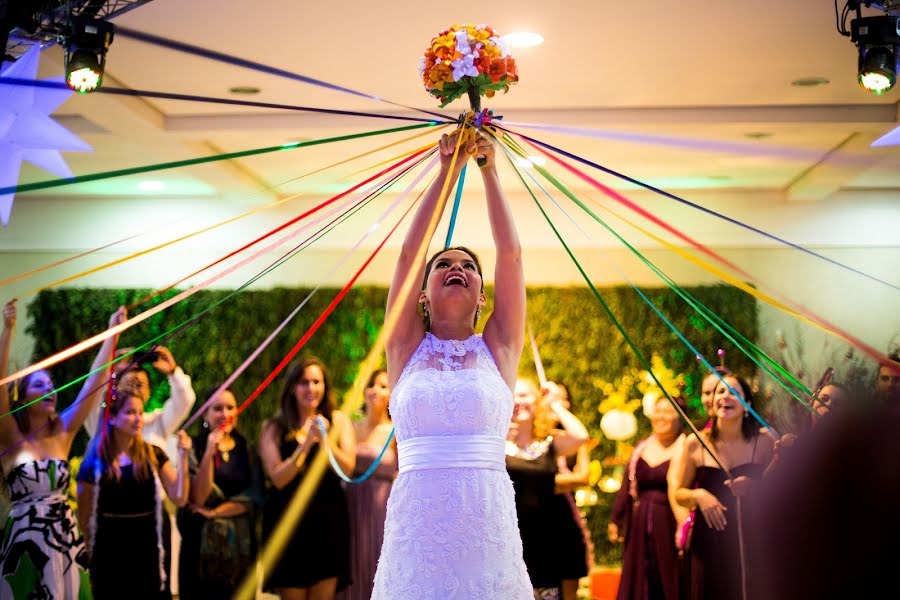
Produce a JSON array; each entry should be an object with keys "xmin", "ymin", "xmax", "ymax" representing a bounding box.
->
[{"xmin": 337, "ymin": 369, "xmax": 397, "ymax": 600}]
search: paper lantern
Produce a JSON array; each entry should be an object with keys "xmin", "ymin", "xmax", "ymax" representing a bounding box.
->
[
  {"xmin": 600, "ymin": 408, "xmax": 637, "ymax": 441},
  {"xmin": 642, "ymin": 389, "xmax": 661, "ymax": 417}
]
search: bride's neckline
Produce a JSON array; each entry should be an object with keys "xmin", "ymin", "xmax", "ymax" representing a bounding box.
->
[{"xmin": 426, "ymin": 331, "xmax": 478, "ymax": 342}]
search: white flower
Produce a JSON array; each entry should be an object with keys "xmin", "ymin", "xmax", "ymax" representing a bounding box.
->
[
  {"xmin": 489, "ymin": 36, "xmax": 510, "ymax": 58},
  {"xmin": 455, "ymin": 29, "xmax": 472, "ymax": 55},
  {"xmin": 451, "ymin": 53, "xmax": 479, "ymax": 81},
  {"xmin": 419, "ymin": 56, "xmax": 427, "ymax": 77}
]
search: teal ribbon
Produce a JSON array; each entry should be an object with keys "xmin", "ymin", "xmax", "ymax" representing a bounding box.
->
[
  {"xmin": 444, "ymin": 164, "xmax": 467, "ymax": 248},
  {"xmin": 318, "ymin": 416, "xmax": 395, "ymax": 484}
]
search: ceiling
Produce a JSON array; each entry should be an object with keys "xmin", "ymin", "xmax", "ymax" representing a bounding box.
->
[{"xmin": 3, "ymin": 0, "xmax": 900, "ymax": 257}]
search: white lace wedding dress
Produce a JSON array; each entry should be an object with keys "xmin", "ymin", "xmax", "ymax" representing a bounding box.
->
[{"xmin": 371, "ymin": 333, "xmax": 533, "ymax": 599}]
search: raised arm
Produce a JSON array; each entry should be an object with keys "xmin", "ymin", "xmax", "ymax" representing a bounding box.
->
[
  {"xmin": 555, "ymin": 444, "xmax": 590, "ymax": 494},
  {"xmin": 0, "ymin": 300, "xmax": 22, "ymax": 447},
  {"xmin": 190, "ymin": 429, "xmax": 222, "ymax": 506},
  {"xmin": 479, "ymin": 135, "xmax": 525, "ymax": 388},
  {"xmin": 143, "ymin": 347, "xmax": 196, "ymax": 439},
  {"xmin": 385, "ymin": 131, "xmax": 468, "ymax": 385},
  {"xmin": 545, "ymin": 383, "xmax": 589, "ymax": 457},
  {"xmin": 61, "ymin": 306, "xmax": 126, "ymax": 440}
]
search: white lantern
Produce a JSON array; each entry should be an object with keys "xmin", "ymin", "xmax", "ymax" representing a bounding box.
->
[
  {"xmin": 600, "ymin": 409, "xmax": 638, "ymax": 441},
  {"xmin": 642, "ymin": 390, "xmax": 661, "ymax": 417},
  {"xmin": 599, "ymin": 475, "xmax": 622, "ymax": 494}
]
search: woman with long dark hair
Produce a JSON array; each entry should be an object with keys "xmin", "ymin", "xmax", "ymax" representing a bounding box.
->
[
  {"xmin": 77, "ymin": 389, "xmax": 191, "ymax": 599},
  {"xmin": 0, "ymin": 299, "xmax": 124, "ymax": 599},
  {"xmin": 259, "ymin": 356, "xmax": 356, "ymax": 600},
  {"xmin": 672, "ymin": 375, "xmax": 773, "ymax": 600}
]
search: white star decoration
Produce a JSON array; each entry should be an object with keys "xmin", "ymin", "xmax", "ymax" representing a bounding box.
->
[{"xmin": 0, "ymin": 45, "xmax": 91, "ymax": 227}]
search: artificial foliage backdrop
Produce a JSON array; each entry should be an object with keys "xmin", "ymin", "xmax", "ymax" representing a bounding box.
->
[{"xmin": 26, "ymin": 283, "xmax": 757, "ymax": 566}]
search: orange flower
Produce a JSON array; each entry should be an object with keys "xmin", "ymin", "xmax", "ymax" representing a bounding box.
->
[
  {"xmin": 431, "ymin": 32, "xmax": 457, "ymax": 60},
  {"xmin": 429, "ymin": 63, "xmax": 454, "ymax": 90},
  {"xmin": 487, "ymin": 58, "xmax": 508, "ymax": 83}
]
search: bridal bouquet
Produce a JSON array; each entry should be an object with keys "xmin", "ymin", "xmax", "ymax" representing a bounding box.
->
[{"xmin": 420, "ymin": 24, "xmax": 519, "ymax": 108}]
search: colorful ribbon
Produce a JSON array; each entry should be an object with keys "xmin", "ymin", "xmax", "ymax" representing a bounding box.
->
[
  {"xmin": 0, "ymin": 122, "xmax": 437, "ymax": 197},
  {"xmin": 0, "ymin": 76, "xmax": 449, "ymax": 124},
  {"xmin": 181, "ymin": 155, "xmax": 439, "ymax": 430},
  {"xmin": 444, "ymin": 164, "xmax": 467, "ymax": 248},
  {"xmin": 499, "ymin": 126, "xmax": 900, "ymax": 293},
  {"xmin": 115, "ymin": 27, "xmax": 451, "ymax": 122},
  {"xmin": 318, "ymin": 415, "xmax": 395, "ymax": 484}
]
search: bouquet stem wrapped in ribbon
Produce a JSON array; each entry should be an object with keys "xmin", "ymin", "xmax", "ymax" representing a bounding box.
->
[{"xmin": 421, "ymin": 24, "xmax": 517, "ymax": 165}]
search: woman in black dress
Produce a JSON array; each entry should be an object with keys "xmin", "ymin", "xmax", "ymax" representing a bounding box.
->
[
  {"xmin": 259, "ymin": 357, "xmax": 356, "ymax": 600},
  {"xmin": 179, "ymin": 386, "xmax": 263, "ymax": 599},
  {"xmin": 672, "ymin": 375, "xmax": 773, "ymax": 600},
  {"xmin": 610, "ymin": 394, "xmax": 685, "ymax": 600},
  {"xmin": 506, "ymin": 379, "xmax": 588, "ymax": 599},
  {"xmin": 77, "ymin": 390, "xmax": 191, "ymax": 600}
]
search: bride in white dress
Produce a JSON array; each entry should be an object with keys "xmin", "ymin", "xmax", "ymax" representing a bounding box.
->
[{"xmin": 371, "ymin": 131, "xmax": 533, "ymax": 599}]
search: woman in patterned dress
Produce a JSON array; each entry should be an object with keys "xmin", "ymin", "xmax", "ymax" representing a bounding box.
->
[{"xmin": 0, "ymin": 299, "xmax": 125, "ymax": 599}]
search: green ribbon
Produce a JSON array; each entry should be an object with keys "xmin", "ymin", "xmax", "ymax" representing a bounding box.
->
[{"xmin": 1, "ymin": 122, "xmax": 439, "ymax": 196}]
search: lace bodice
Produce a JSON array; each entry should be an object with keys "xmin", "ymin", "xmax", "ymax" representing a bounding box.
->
[
  {"xmin": 390, "ymin": 333, "xmax": 512, "ymax": 441},
  {"xmin": 372, "ymin": 333, "xmax": 532, "ymax": 599}
]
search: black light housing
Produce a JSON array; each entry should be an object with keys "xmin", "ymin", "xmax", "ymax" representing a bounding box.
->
[
  {"xmin": 851, "ymin": 15, "xmax": 900, "ymax": 94},
  {"xmin": 64, "ymin": 16, "xmax": 115, "ymax": 93}
]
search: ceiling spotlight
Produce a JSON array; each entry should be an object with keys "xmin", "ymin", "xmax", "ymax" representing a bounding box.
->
[
  {"xmin": 502, "ymin": 32, "xmax": 544, "ymax": 48},
  {"xmin": 64, "ymin": 16, "xmax": 115, "ymax": 93},
  {"xmin": 851, "ymin": 15, "xmax": 900, "ymax": 94}
]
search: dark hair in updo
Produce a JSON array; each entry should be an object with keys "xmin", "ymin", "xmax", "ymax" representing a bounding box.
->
[
  {"xmin": 421, "ymin": 246, "xmax": 483, "ymax": 291},
  {"xmin": 420, "ymin": 246, "xmax": 484, "ymax": 330}
]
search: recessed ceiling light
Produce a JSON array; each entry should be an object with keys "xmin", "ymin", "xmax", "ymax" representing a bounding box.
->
[
  {"xmin": 229, "ymin": 85, "xmax": 261, "ymax": 94},
  {"xmin": 513, "ymin": 155, "xmax": 546, "ymax": 169},
  {"xmin": 744, "ymin": 132, "xmax": 773, "ymax": 139},
  {"xmin": 502, "ymin": 32, "xmax": 544, "ymax": 48},
  {"xmin": 791, "ymin": 76, "xmax": 829, "ymax": 87},
  {"xmin": 137, "ymin": 180, "xmax": 165, "ymax": 191}
]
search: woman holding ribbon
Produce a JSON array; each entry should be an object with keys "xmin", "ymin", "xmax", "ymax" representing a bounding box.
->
[
  {"xmin": 371, "ymin": 129, "xmax": 533, "ymax": 599},
  {"xmin": 259, "ymin": 356, "xmax": 355, "ymax": 600}
]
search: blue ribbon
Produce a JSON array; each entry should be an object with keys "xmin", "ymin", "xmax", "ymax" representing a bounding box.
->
[{"xmin": 317, "ymin": 416, "xmax": 395, "ymax": 484}]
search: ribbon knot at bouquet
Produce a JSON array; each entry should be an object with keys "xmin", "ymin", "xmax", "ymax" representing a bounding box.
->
[{"xmin": 420, "ymin": 24, "xmax": 519, "ymax": 111}]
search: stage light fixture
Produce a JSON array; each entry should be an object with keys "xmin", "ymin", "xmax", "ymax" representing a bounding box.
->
[
  {"xmin": 64, "ymin": 16, "xmax": 115, "ymax": 93},
  {"xmin": 850, "ymin": 14, "xmax": 900, "ymax": 94}
]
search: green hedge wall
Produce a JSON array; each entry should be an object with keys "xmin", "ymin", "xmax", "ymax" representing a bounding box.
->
[{"xmin": 26, "ymin": 284, "xmax": 757, "ymax": 566}]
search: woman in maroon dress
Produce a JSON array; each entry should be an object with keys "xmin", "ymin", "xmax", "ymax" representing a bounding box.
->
[
  {"xmin": 672, "ymin": 375, "xmax": 773, "ymax": 600},
  {"xmin": 610, "ymin": 395, "xmax": 685, "ymax": 600}
]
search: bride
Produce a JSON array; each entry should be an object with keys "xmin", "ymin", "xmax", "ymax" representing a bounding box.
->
[{"xmin": 371, "ymin": 130, "xmax": 532, "ymax": 599}]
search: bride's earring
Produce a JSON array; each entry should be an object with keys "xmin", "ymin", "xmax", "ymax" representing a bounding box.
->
[
  {"xmin": 421, "ymin": 303, "xmax": 430, "ymax": 321},
  {"xmin": 475, "ymin": 306, "xmax": 482, "ymax": 323}
]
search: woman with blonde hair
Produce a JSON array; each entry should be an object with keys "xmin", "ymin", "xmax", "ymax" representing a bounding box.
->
[{"xmin": 506, "ymin": 379, "xmax": 589, "ymax": 598}]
